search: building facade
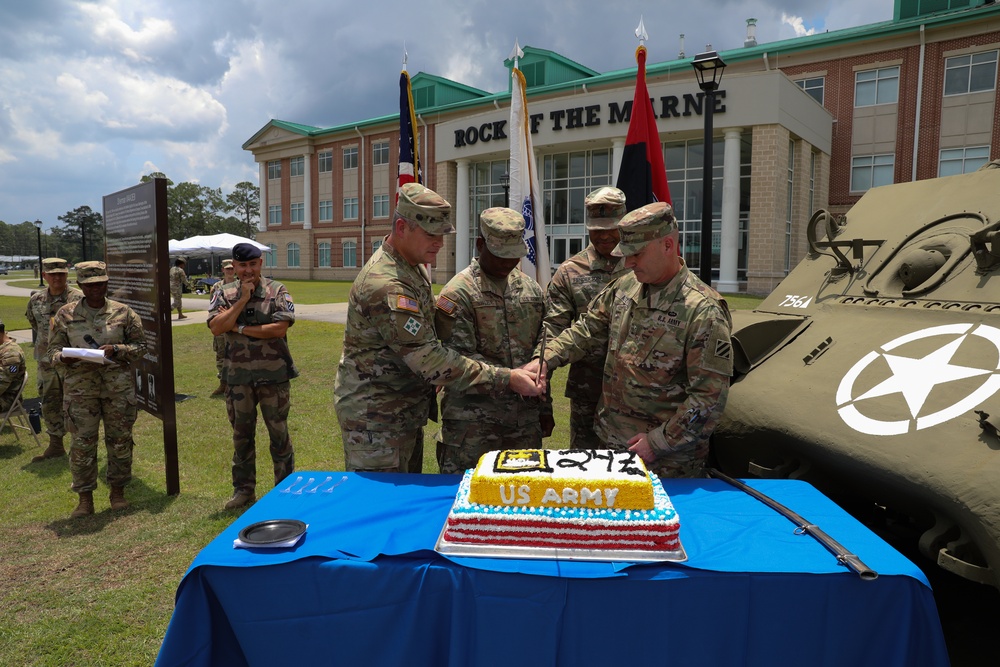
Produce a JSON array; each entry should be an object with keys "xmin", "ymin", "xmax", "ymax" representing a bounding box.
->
[{"xmin": 244, "ymin": 0, "xmax": 1000, "ymax": 295}]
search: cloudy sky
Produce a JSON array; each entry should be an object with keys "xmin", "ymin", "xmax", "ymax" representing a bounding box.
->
[{"xmin": 0, "ymin": 0, "xmax": 894, "ymax": 233}]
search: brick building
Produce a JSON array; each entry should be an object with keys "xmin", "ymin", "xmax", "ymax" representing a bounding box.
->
[{"xmin": 244, "ymin": 0, "xmax": 1000, "ymax": 294}]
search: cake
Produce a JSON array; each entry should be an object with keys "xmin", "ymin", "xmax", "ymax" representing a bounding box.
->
[{"xmin": 440, "ymin": 449, "xmax": 681, "ymax": 552}]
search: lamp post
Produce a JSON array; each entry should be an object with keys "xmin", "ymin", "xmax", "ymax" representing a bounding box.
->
[
  {"xmin": 34, "ymin": 220, "xmax": 43, "ymax": 287},
  {"xmin": 692, "ymin": 48, "xmax": 726, "ymax": 286},
  {"xmin": 500, "ymin": 171, "xmax": 510, "ymax": 208}
]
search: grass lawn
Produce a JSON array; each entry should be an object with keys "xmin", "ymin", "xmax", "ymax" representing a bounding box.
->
[{"xmin": 0, "ymin": 283, "xmax": 764, "ymax": 665}]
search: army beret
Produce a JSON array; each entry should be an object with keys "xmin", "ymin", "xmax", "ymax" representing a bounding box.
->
[
  {"xmin": 480, "ymin": 207, "xmax": 527, "ymax": 259},
  {"xmin": 585, "ymin": 187, "xmax": 627, "ymax": 231},
  {"xmin": 612, "ymin": 202, "xmax": 677, "ymax": 257},
  {"xmin": 233, "ymin": 243, "xmax": 262, "ymax": 261},
  {"xmin": 396, "ymin": 183, "xmax": 454, "ymax": 234}
]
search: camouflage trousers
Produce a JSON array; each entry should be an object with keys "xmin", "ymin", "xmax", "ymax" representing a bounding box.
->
[
  {"xmin": 65, "ymin": 394, "xmax": 138, "ymax": 493},
  {"xmin": 569, "ymin": 398, "xmax": 602, "ymax": 450},
  {"xmin": 170, "ymin": 290, "xmax": 182, "ymax": 311},
  {"xmin": 37, "ymin": 363, "xmax": 68, "ymax": 438},
  {"xmin": 342, "ymin": 427, "xmax": 422, "ymax": 473},
  {"xmin": 436, "ymin": 420, "xmax": 543, "ymax": 475},
  {"xmin": 226, "ymin": 382, "xmax": 294, "ymax": 494},
  {"xmin": 213, "ymin": 335, "xmax": 225, "ymax": 376}
]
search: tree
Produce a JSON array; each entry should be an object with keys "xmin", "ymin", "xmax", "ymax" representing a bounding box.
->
[
  {"xmin": 226, "ymin": 181, "xmax": 260, "ymax": 239},
  {"xmin": 56, "ymin": 206, "xmax": 104, "ymax": 262}
]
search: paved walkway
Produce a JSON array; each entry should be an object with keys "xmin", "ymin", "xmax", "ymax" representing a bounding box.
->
[{"xmin": 0, "ymin": 279, "xmax": 349, "ymax": 343}]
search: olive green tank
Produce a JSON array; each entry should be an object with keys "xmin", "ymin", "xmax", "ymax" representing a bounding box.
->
[{"xmin": 713, "ymin": 161, "xmax": 1000, "ymax": 588}]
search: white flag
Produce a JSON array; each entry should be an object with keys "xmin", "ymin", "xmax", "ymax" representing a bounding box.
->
[{"xmin": 509, "ymin": 67, "xmax": 550, "ymax": 289}]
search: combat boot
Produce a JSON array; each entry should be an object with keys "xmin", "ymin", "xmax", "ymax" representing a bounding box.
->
[
  {"xmin": 224, "ymin": 491, "xmax": 255, "ymax": 510},
  {"xmin": 31, "ymin": 436, "xmax": 66, "ymax": 463},
  {"xmin": 109, "ymin": 486, "xmax": 128, "ymax": 511},
  {"xmin": 71, "ymin": 492, "xmax": 94, "ymax": 518},
  {"xmin": 211, "ymin": 382, "xmax": 226, "ymax": 396}
]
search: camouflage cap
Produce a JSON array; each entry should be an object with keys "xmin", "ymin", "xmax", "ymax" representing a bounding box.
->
[
  {"xmin": 75, "ymin": 260, "xmax": 109, "ymax": 284},
  {"xmin": 176, "ymin": 256, "xmax": 187, "ymax": 263},
  {"xmin": 221, "ymin": 259, "xmax": 234, "ymax": 269},
  {"xmin": 612, "ymin": 202, "xmax": 677, "ymax": 257},
  {"xmin": 480, "ymin": 207, "xmax": 527, "ymax": 259},
  {"xmin": 396, "ymin": 183, "xmax": 454, "ymax": 234},
  {"xmin": 41, "ymin": 257, "xmax": 70, "ymax": 274},
  {"xmin": 585, "ymin": 187, "xmax": 627, "ymax": 230}
]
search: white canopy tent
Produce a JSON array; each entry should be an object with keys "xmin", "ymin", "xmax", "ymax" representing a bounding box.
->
[{"xmin": 168, "ymin": 233, "xmax": 271, "ymax": 276}]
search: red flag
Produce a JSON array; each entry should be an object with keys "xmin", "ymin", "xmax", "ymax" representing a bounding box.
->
[{"xmin": 615, "ymin": 45, "xmax": 671, "ymax": 210}]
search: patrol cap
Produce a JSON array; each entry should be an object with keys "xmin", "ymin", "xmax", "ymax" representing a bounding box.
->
[
  {"xmin": 396, "ymin": 183, "xmax": 454, "ymax": 234},
  {"xmin": 612, "ymin": 202, "xmax": 678, "ymax": 257},
  {"xmin": 76, "ymin": 261, "xmax": 109, "ymax": 284},
  {"xmin": 175, "ymin": 256, "xmax": 187, "ymax": 263},
  {"xmin": 480, "ymin": 207, "xmax": 527, "ymax": 259},
  {"xmin": 41, "ymin": 257, "xmax": 70, "ymax": 274},
  {"xmin": 221, "ymin": 259, "xmax": 234, "ymax": 269},
  {"xmin": 232, "ymin": 243, "xmax": 262, "ymax": 261},
  {"xmin": 585, "ymin": 187, "xmax": 627, "ymax": 231}
]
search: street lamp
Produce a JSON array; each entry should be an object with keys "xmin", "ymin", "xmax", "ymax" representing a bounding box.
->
[
  {"xmin": 500, "ymin": 171, "xmax": 510, "ymax": 208},
  {"xmin": 692, "ymin": 48, "xmax": 726, "ymax": 286},
  {"xmin": 34, "ymin": 220, "xmax": 43, "ymax": 287}
]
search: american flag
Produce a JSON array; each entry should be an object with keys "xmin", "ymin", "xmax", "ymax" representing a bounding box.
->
[{"xmin": 397, "ymin": 70, "xmax": 420, "ymax": 200}]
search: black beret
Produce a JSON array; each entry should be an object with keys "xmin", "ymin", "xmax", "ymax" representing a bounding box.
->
[{"xmin": 232, "ymin": 243, "xmax": 262, "ymax": 261}]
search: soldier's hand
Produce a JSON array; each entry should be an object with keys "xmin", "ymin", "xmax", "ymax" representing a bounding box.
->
[
  {"xmin": 540, "ymin": 414, "xmax": 555, "ymax": 438},
  {"xmin": 509, "ymin": 368, "xmax": 545, "ymax": 397},
  {"xmin": 99, "ymin": 344, "xmax": 114, "ymax": 358},
  {"xmin": 521, "ymin": 357, "xmax": 547, "ymax": 379},
  {"xmin": 239, "ymin": 280, "xmax": 254, "ymax": 301},
  {"xmin": 627, "ymin": 433, "xmax": 656, "ymax": 464}
]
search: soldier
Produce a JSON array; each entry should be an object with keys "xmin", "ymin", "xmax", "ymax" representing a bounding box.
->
[
  {"xmin": 544, "ymin": 186, "xmax": 631, "ymax": 449},
  {"xmin": 0, "ymin": 319, "xmax": 26, "ymax": 413},
  {"xmin": 49, "ymin": 261, "xmax": 146, "ymax": 517},
  {"xmin": 434, "ymin": 208, "xmax": 551, "ymax": 474},
  {"xmin": 529, "ymin": 202, "xmax": 733, "ymax": 477},
  {"xmin": 208, "ymin": 243, "xmax": 297, "ymax": 510},
  {"xmin": 334, "ymin": 183, "xmax": 545, "ymax": 474},
  {"xmin": 209, "ymin": 259, "xmax": 236, "ymax": 395},
  {"xmin": 169, "ymin": 256, "xmax": 190, "ymax": 320},
  {"xmin": 26, "ymin": 257, "xmax": 82, "ymax": 462}
]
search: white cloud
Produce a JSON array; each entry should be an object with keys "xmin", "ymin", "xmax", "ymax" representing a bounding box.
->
[{"xmin": 782, "ymin": 13, "xmax": 818, "ymax": 38}]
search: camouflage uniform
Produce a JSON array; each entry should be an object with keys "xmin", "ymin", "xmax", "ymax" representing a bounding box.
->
[
  {"xmin": 210, "ymin": 278, "xmax": 234, "ymax": 377},
  {"xmin": 169, "ymin": 264, "xmax": 188, "ymax": 311},
  {"xmin": 545, "ymin": 244, "xmax": 629, "ymax": 448},
  {"xmin": 50, "ymin": 299, "xmax": 146, "ymax": 493},
  {"xmin": 208, "ymin": 278, "xmax": 297, "ymax": 495},
  {"xmin": 334, "ymin": 242, "xmax": 512, "ymax": 473},
  {"xmin": 26, "ymin": 285, "xmax": 82, "ymax": 437},
  {"xmin": 435, "ymin": 258, "xmax": 549, "ymax": 474},
  {"xmin": 0, "ymin": 338, "xmax": 25, "ymax": 413}
]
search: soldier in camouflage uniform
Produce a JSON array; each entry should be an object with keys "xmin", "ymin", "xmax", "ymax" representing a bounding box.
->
[
  {"xmin": 49, "ymin": 262, "xmax": 146, "ymax": 517},
  {"xmin": 434, "ymin": 208, "xmax": 552, "ymax": 474},
  {"xmin": 209, "ymin": 243, "xmax": 297, "ymax": 510},
  {"xmin": 334, "ymin": 183, "xmax": 545, "ymax": 474},
  {"xmin": 169, "ymin": 257, "xmax": 190, "ymax": 320},
  {"xmin": 0, "ymin": 320, "xmax": 26, "ymax": 413},
  {"xmin": 544, "ymin": 187, "xmax": 631, "ymax": 449},
  {"xmin": 210, "ymin": 259, "xmax": 236, "ymax": 395},
  {"xmin": 530, "ymin": 202, "xmax": 733, "ymax": 477},
  {"xmin": 26, "ymin": 257, "xmax": 82, "ymax": 461}
]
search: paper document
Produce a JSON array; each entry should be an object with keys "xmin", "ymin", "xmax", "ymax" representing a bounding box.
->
[{"xmin": 62, "ymin": 348, "xmax": 117, "ymax": 365}]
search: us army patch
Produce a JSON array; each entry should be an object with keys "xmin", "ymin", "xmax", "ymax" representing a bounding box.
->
[
  {"xmin": 403, "ymin": 317, "xmax": 422, "ymax": 336},
  {"xmin": 436, "ymin": 295, "xmax": 458, "ymax": 315},
  {"xmin": 395, "ymin": 295, "xmax": 420, "ymax": 313}
]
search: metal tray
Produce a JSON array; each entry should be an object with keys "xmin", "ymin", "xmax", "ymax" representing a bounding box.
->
[{"xmin": 434, "ymin": 522, "xmax": 687, "ymax": 564}]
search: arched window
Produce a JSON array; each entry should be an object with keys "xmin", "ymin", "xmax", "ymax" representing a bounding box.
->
[
  {"xmin": 343, "ymin": 241, "xmax": 357, "ymax": 268},
  {"xmin": 287, "ymin": 242, "xmax": 300, "ymax": 268},
  {"xmin": 318, "ymin": 242, "xmax": 331, "ymax": 268},
  {"xmin": 265, "ymin": 244, "xmax": 277, "ymax": 268}
]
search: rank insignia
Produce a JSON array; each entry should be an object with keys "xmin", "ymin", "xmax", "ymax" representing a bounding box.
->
[
  {"xmin": 436, "ymin": 295, "xmax": 458, "ymax": 315},
  {"xmin": 395, "ymin": 295, "xmax": 420, "ymax": 313},
  {"xmin": 403, "ymin": 317, "xmax": 422, "ymax": 336}
]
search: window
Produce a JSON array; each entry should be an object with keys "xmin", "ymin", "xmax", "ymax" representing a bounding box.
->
[
  {"xmin": 265, "ymin": 244, "xmax": 277, "ymax": 268},
  {"xmin": 318, "ymin": 242, "xmax": 331, "ymax": 267},
  {"xmin": 786, "ymin": 140, "xmax": 794, "ymax": 273},
  {"xmin": 795, "ymin": 77, "xmax": 825, "ymax": 105},
  {"xmin": 267, "ymin": 160, "xmax": 281, "ymax": 180},
  {"xmin": 319, "ymin": 200, "xmax": 333, "ymax": 222},
  {"xmin": 522, "ymin": 61, "xmax": 546, "ymax": 87},
  {"xmin": 939, "ymin": 146, "xmax": 990, "ymax": 176},
  {"xmin": 343, "ymin": 240, "xmax": 357, "ymax": 268},
  {"xmin": 373, "ymin": 194, "xmax": 390, "ymax": 218},
  {"xmin": 343, "ymin": 197, "xmax": 359, "ymax": 220},
  {"xmin": 290, "ymin": 202, "xmax": 305, "ymax": 224},
  {"xmin": 944, "ymin": 51, "xmax": 998, "ymax": 96},
  {"xmin": 855, "ymin": 67, "xmax": 899, "ymax": 107},
  {"xmin": 290, "ymin": 156, "xmax": 304, "ymax": 177},
  {"xmin": 851, "ymin": 154, "xmax": 895, "ymax": 191},
  {"xmin": 373, "ymin": 142, "xmax": 390, "ymax": 165},
  {"xmin": 538, "ymin": 149, "xmax": 614, "ymax": 266},
  {"xmin": 413, "ymin": 86, "xmax": 435, "ymax": 109},
  {"xmin": 372, "ymin": 239, "xmax": 383, "ymax": 254},
  {"xmin": 286, "ymin": 242, "xmax": 300, "ymax": 268},
  {"xmin": 268, "ymin": 205, "xmax": 281, "ymax": 226},
  {"xmin": 318, "ymin": 150, "xmax": 333, "ymax": 173},
  {"xmin": 343, "ymin": 147, "xmax": 358, "ymax": 170}
]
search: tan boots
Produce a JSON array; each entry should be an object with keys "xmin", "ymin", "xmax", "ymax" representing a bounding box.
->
[
  {"xmin": 71, "ymin": 491, "xmax": 94, "ymax": 518},
  {"xmin": 109, "ymin": 486, "xmax": 128, "ymax": 511},
  {"xmin": 32, "ymin": 435, "xmax": 66, "ymax": 463}
]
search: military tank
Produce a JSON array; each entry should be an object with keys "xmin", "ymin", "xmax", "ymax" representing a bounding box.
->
[{"xmin": 712, "ymin": 161, "xmax": 1000, "ymax": 588}]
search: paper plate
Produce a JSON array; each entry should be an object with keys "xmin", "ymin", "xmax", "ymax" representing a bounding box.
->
[{"xmin": 238, "ymin": 519, "xmax": 307, "ymax": 545}]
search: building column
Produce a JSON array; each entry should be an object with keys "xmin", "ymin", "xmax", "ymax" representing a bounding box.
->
[
  {"xmin": 717, "ymin": 128, "xmax": 742, "ymax": 293},
  {"xmin": 303, "ymin": 154, "xmax": 312, "ymax": 230},
  {"xmin": 258, "ymin": 163, "xmax": 267, "ymax": 232},
  {"xmin": 455, "ymin": 159, "xmax": 471, "ymax": 273},
  {"xmin": 611, "ymin": 137, "xmax": 625, "ymax": 184}
]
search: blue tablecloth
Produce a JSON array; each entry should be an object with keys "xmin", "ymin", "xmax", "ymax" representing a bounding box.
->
[{"xmin": 156, "ymin": 472, "xmax": 950, "ymax": 667}]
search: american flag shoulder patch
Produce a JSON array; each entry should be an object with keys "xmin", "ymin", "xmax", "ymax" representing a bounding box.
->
[
  {"xmin": 395, "ymin": 295, "xmax": 420, "ymax": 313},
  {"xmin": 436, "ymin": 295, "xmax": 458, "ymax": 315}
]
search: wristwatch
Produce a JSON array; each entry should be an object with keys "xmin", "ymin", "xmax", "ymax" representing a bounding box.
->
[{"xmin": 238, "ymin": 324, "xmax": 246, "ymax": 335}]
